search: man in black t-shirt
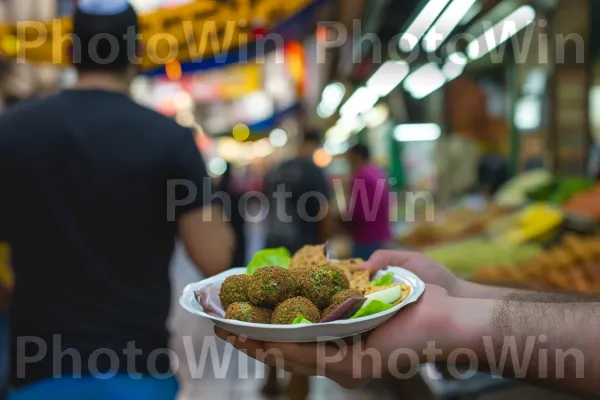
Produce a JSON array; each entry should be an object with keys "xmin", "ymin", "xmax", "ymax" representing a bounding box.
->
[{"xmin": 0, "ymin": 1, "xmax": 233, "ymax": 395}]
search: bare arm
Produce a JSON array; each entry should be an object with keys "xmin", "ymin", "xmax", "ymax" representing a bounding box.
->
[
  {"xmin": 450, "ymin": 292, "xmax": 600, "ymax": 395},
  {"xmin": 455, "ymin": 279, "xmax": 535, "ymax": 300},
  {"xmin": 179, "ymin": 204, "xmax": 235, "ymax": 277},
  {"xmin": 216, "ymin": 251, "xmax": 600, "ymax": 396}
]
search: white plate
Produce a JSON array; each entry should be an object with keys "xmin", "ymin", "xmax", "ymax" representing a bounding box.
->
[{"xmin": 179, "ymin": 267, "xmax": 425, "ymax": 342}]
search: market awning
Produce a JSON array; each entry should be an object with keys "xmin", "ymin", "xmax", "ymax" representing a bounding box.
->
[{"xmin": 0, "ymin": 0, "xmax": 327, "ymax": 76}]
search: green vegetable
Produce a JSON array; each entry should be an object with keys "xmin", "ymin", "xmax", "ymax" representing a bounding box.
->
[
  {"xmin": 371, "ymin": 272, "xmax": 394, "ymax": 287},
  {"xmin": 547, "ymin": 177, "xmax": 594, "ymax": 204},
  {"xmin": 292, "ymin": 315, "xmax": 312, "ymax": 325},
  {"xmin": 351, "ymin": 300, "xmax": 393, "ymax": 319},
  {"xmin": 246, "ymin": 248, "xmax": 291, "ymax": 275}
]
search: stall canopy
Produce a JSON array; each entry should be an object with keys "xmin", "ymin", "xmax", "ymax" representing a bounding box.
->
[{"xmin": 0, "ymin": 0, "xmax": 326, "ymax": 76}]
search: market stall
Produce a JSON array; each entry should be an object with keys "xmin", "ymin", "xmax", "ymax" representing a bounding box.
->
[{"xmin": 396, "ymin": 170, "xmax": 600, "ymax": 399}]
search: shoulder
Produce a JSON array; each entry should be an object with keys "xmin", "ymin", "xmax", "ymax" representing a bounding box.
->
[
  {"xmin": 126, "ymin": 102, "xmax": 196, "ymax": 145},
  {"xmin": 0, "ymin": 95, "xmax": 62, "ymax": 143},
  {"xmin": 128, "ymin": 101, "xmax": 188, "ymax": 133},
  {"xmin": 0, "ymin": 94, "xmax": 58, "ymax": 122}
]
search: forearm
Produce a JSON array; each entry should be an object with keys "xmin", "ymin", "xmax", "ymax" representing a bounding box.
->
[
  {"xmin": 454, "ymin": 279, "xmax": 535, "ymax": 300},
  {"xmin": 451, "ymin": 294, "xmax": 600, "ymax": 395}
]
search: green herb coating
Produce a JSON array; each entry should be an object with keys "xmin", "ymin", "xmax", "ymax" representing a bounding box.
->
[
  {"xmin": 271, "ymin": 297, "xmax": 321, "ymax": 324},
  {"xmin": 295, "ymin": 266, "xmax": 350, "ymax": 309},
  {"xmin": 247, "ymin": 266, "xmax": 298, "ymax": 307},
  {"xmin": 219, "ymin": 275, "xmax": 251, "ymax": 309},
  {"xmin": 225, "ymin": 302, "xmax": 272, "ymax": 323}
]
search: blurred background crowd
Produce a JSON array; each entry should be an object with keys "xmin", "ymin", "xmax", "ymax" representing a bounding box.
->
[{"xmin": 2, "ymin": 0, "xmax": 600, "ymax": 399}]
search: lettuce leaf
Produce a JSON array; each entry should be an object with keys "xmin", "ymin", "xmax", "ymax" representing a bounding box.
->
[
  {"xmin": 351, "ymin": 300, "xmax": 394, "ymax": 319},
  {"xmin": 246, "ymin": 248, "xmax": 291, "ymax": 275},
  {"xmin": 371, "ymin": 272, "xmax": 394, "ymax": 287},
  {"xmin": 292, "ymin": 315, "xmax": 312, "ymax": 325}
]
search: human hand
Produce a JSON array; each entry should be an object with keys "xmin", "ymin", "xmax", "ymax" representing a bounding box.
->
[
  {"xmin": 362, "ymin": 250, "xmax": 462, "ymax": 296},
  {"xmin": 215, "ymin": 285, "xmax": 473, "ymax": 389}
]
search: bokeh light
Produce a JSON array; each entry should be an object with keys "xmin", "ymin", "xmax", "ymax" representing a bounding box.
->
[
  {"xmin": 269, "ymin": 129, "xmax": 288, "ymax": 148},
  {"xmin": 208, "ymin": 157, "xmax": 228, "ymax": 177},
  {"xmin": 313, "ymin": 148, "xmax": 333, "ymax": 168},
  {"xmin": 165, "ymin": 60, "xmax": 182, "ymax": 81},
  {"xmin": 232, "ymin": 124, "xmax": 251, "ymax": 142}
]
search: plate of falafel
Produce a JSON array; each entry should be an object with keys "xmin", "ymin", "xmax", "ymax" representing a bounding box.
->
[{"xmin": 179, "ymin": 245, "xmax": 425, "ymax": 342}]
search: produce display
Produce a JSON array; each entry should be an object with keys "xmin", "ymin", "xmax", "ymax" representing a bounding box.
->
[
  {"xmin": 564, "ymin": 185, "xmax": 600, "ymax": 220},
  {"xmin": 526, "ymin": 176, "xmax": 594, "ymax": 204},
  {"xmin": 424, "ymin": 239, "xmax": 542, "ymax": 277},
  {"xmin": 400, "ymin": 204, "xmax": 510, "ymax": 249},
  {"xmin": 494, "ymin": 169, "xmax": 553, "ymax": 207},
  {"xmin": 473, "ymin": 234, "xmax": 600, "ymax": 293},
  {"xmin": 496, "ymin": 203, "xmax": 564, "ymax": 245},
  {"xmin": 195, "ymin": 245, "xmax": 411, "ymax": 325}
]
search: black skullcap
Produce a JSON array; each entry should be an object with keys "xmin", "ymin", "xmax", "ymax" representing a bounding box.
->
[{"xmin": 72, "ymin": 0, "xmax": 139, "ymax": 72}]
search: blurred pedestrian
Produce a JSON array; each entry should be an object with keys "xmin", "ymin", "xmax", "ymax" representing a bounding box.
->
[
  {"xmin": 264, "ymin": 130, "xmax": 334, "ymax": 254},
  {"xmin": 0, "ymin": 1, "xmax": 234, "ymax": 398},
  {"xmin": 477, "ymin": 152, "xmax": 510, "ymax": 197},
  {"xmin": 262, "ymin": 130, "xmax": 334, "ymax": 399},
  {"xmin": 345, "ymin": 144, "xmax": 392, "ymax": 259}
]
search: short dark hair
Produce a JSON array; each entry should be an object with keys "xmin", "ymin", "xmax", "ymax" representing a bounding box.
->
[
  {"xmin": 349, "ymin": 144, "xmax": 370, "ymax": 161},
  {"xmin": 303, "ymin": 130, "xmax": 322, "ymax": 145},
  {"xmin": 72, "ymin": 5, "xmax": 139, "ymax": 72}
]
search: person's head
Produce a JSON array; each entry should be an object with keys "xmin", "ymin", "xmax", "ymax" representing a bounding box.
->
[
  {"xmin": 347, "ymin": 143, "xmax": 370, "ymax": 171},
  {"xmin": 72, "ymin": 0, "xmax": 141, "ymax": 85},
  {"xmin": 300, "ymin": 130, "xmax": 322, "ymax": 157}
]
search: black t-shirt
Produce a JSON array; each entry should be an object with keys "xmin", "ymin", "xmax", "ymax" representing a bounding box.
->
[
  {"xmin": 264, "ymin": 157, "xmax": 331, "ymax": 254},
  {"xmin": 0, "ymin": 90, "xmax": 210, "ymax": 386}
]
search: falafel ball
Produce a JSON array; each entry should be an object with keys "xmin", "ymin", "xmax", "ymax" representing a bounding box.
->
[
  {"xmin": 271, "ymin": 297, "xmax": 321, "ymax": 324},
  {"xmin": 331, "ymin": 289, "xmax": 363, "ymax": 306},
  {"xmin": 296, "ymin": 266, "xmax": 350, "ymax": 309},
  {"xmin": 247, "ymin": 266, "xmax": 297, "ymax": 307},
  {"xmin": 219, "ymin": 275, "xmax": 251, "ymax": 309},
  {"xmin": 225, "ymin": 302, "xmax": 272, "ymax": 324}
]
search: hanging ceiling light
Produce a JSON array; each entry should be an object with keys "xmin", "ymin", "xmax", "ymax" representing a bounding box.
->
[
  {"xmin": 366, "ymin": 61, "xmax": 410, "ymax": 97},
  {"xmin": 422, "ymin": 0, "xmax": 479, "ymax": 52},
  {"xmin": 467, "ymin": 5, "xmax": 536, "ymax": 60},
  {"xmin": 317, "ymin": 82, "xmax": 346, "ymax": 119},
  {"xmin": 394, "ymin": 124, "xmax": 442, "ymax": 142},
  {"xmin": 403, "ymin": 63, "xmax": 447, "ymax": 100},
  {"xmin": 339, "ymin": 87, "xmax": 379, "ymax": 119},
  {"xmin": 399, "ymin": 0, "xmax": 452, "ymax": 52},
  {"xmin": 442, "ymin": 52, "xmax": 468, "ymax": 81}
]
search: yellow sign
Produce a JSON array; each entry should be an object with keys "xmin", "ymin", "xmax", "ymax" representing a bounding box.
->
[{"xmin": 0, "ymin": 0, "xmax": 315, "ymax": 71}]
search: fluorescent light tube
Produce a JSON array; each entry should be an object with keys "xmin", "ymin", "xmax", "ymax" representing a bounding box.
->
[
  {"xmin": 423, "ymin": 0, "xmax": 478, "ymax": 52},
  {"xmin": 366, "ymin": 61, "xmax": 410, "ymax": 97},
  {"xmin": 467, "ymin": 5, "xmax": 536, "ymax": 60},
  {"xmin": 403, "ymin": 63, "xmax": 447, "ymax": 99},
  {"xmin": 399, "ymin": 0, "xmax": 452, "ymax": 52},
  {"xmin": 394, "ymin": 124, "xmax": 442, "ymax": 142}
]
